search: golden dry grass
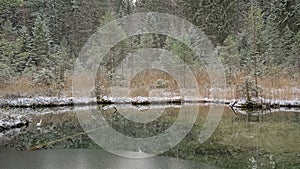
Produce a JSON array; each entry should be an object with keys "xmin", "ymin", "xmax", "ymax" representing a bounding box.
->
[
  {"xmin": 0, "ymin": 75, "xmax": 73, "ymax": 98},
  {"xmin": 0, "ymin": 71, "xmax": 299, "ymax": 100},
  {"xmin": 129, "ymin": 69, "xmax": 180, "ymax": 97}
]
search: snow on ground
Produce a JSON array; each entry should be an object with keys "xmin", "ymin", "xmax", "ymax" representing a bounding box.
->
[
  {"xmin": 0, "ymin": 114, "xmax": 28, "ymax": 133},
  {"xmin": 72, "ymin": 97, "xmax": 97, "ymax": 104},
  {"xmin": 0, "ymin": 97, "xmax": 73, "ymax": 107},
  {"xmin": 0, "ymin": 94, "xmax": 300, "ymax": 109},
  {"xmin": 228, "ymin": 97, "xmax": 300, "ymax": 108}
]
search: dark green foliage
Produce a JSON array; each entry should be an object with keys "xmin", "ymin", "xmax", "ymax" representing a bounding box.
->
[
  {"xmin": 0, "ymin": 0, "xmax": 299, "ymax": 96},
  {"xmin": 287, "ymin": 31, "xmax": 300, "ymax": 78},
  {"xmin": 0, "ymin": 0, "xmax": 23, "ymax": 25},
  {"xmin": 0, "ymin": 20, "xmax": 29, "ymax": 81},
  {"xmin": 31, "ymin": 15, "xmax": 50, "ymax": 69},
  {"xmin": 135, "ymin": 0, "xmax": 177, "ymax": 14},
  {"xmin": 218, "ymin": 35, "xmax": 241, "ymax": 83},
  {"xmin": 262, "ymin": 21, "xmax": 283, "ymax": 78},
  {"xmin": 192, "ymin": 0, "xmax": 239, "ymax": 45},
  {"xmin": 268, "ymin": 0, "xmax": 300, "ymax": 32}
]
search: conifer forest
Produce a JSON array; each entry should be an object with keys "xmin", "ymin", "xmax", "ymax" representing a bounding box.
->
[{"xmin": 0, "ymin": 1, "xmax": 300, "ymax": 169}]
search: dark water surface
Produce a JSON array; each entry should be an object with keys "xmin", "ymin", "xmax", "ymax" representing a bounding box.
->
[{"xmin": 0, "ymin": 104, "xmax": 299, "ymax": 168}]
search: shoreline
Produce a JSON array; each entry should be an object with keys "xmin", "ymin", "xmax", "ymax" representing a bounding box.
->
[
  {"xmin": 0, "ymin": 96, "xmax": 300, "ymax": 109},
  {"xmin": 1, "ymin": 97, "xmax": 300, "ymax": 136}
]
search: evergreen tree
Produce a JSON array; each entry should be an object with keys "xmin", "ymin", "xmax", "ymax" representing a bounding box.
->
[
  {"xmin": 242, "ymin": 5, "xmax": 266, "ymax": 97},
  {"xmin": 31, "ymin": 15, "xmax": 51, "ymax": 69},
  {"xmin": 268, "ymin": 0, "xmax": 300, "ymax": 32},
  {"xmin": 0, "ymin": 20, "xmax": 28, "ymax": 81},
  {"xmin": 12, "ymin": 26, "xmax": 31, "ymax": 74},
  {"xmin": 262, "ymin": 20, "xmax": 283, "ymax": 77},
  {"xmin": 288, "ymin": 30, "xmax": 300, "ymax": 78},
  {"xmin": 281, "ymin": 25, "xmax": 295, "ymax": 69},
  {"xmin": 30, "ymin": 15, "xmax": 53, "ymax": 85},
  {"xmin": 134, "ymin": 0, "xmax": 177, "ymax": 14},
  {"xmin": 192, "ymin": 0, "xmax": 239, "ymax": 45},
  {"xmin": 0, "ymin": 0, "xmax": 23, "ymax": 25},
  {"xmin": 218, "ymin": 35, "xmax": 241, "ymax": 84},
  {"xmin": 46, "ymin": 37, "xmax": 72, "ymax": 90},
  {"xmin": 0, "ymin": 21, "xmax": 15, "ymax": 81},
  {"xmin": 164, "ymin": 36, "xmax": 198, "ymax": 88}
]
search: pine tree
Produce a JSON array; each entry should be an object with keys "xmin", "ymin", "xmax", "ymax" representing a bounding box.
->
[
  {"xmin": 30, "ymin": 15, "xmax": 53, "ymax": 85},
  {"xmin": 164, "ymin": 36, "xmax": 196, "ymax": 88},
  {"xmin": 242, "ymin": 5, "xmax": 266, "ymax": 97},
  {"xmin": 268, "ymin": 0, "xmax": 300, "ymax": 32},
  {"xmin": 86, "ymin": 11, "xmax": 118, "ymax": 71},
  {"xmin": 31, "ymin": 15, "xmax": 51, "ymax": 69},
  {"xmin": 192, "ymin": 0, "xmax": 239, "ymax": 45},
  {"xmin": 11, "ymin": 26, "xmax": 31, "ymax": 74},
  {"xmin": 0, "ymin": 21, "xmax": 16, "ymax": 81},
  {"xmin": 218, "ymin": 35, "xmax": 241, "ymax": 84},
  {"xmin": 263, "ymin": 20, "xmax": 283, "ymax": 77},
  {"xmin": 288, "ymin": 31, "xmax": 300, "ymax": 78},
  {"xmin": 281, "ymin": 25, "xmax": 295, "ymax": 71},
  {"xmin": 0, "ymin": 20, "xmax": 28, "ymax": 81},
  {"xmin": 45, "ymin": 37, "xmax": 72, "ymax": 91}
]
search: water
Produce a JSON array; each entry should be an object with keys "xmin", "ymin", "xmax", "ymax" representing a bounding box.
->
[
  {"xmin": 0, "ymin": 149, "xmax": 219, "ymax": 169},
  {"xmin": 0, "ymin": 104, "xmax": 299, "ymax": 168}
]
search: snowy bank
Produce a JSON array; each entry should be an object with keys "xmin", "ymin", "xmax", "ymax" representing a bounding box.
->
[
  {"xmin": 0, "ymin": 97, "xmax": 98, "ymax": 108},
  {"xmin": 0, "ymin": 96, "xmax": 228, "ymax": 108},
  {"xmin": 231, "ymin": 98, "xmax": 300, "ymax": 109},
  {"xmin": 1, "ymin": 96, "xmax": 300, "ymax": 109},
  {"xmin": 0, "ymin": 115, "xmax": 29, "ymax": 133}
]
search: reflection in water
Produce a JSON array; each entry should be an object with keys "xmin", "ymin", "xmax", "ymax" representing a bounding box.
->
[
  {"xmin": 77, "ymin": 104, "xmax": 199, "ymax": 158},
  {"xmin": 1, "ymin": 104, "xmax": 300, "ymax": 168},
  {"xmin": 232, "ymin": 107, "xmax": 300, "ymax": 123},
  {"xmin": 114, "ymin": 105, "xmax": 169, "ymax": 123}
]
